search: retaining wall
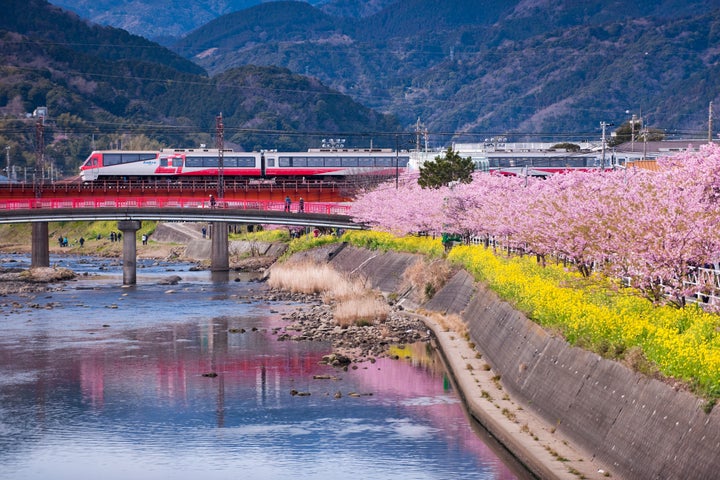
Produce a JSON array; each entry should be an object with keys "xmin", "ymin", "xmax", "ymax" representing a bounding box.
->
[{"xmin": 324, "ymin": 244, "xmax": 720, "ymax": 480}]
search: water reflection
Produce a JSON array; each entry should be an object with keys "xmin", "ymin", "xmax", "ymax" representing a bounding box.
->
[{"xmin": 0, "ymin": 258, "xmax": 524, "ymax": 479}]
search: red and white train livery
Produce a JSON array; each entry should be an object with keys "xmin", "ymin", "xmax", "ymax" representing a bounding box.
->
[{"xmin": 79, "ymin": 147, "xmax": 410, "ymax": 182}]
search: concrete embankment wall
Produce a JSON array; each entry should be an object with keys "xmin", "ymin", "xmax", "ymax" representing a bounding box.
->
[{"xmin": 323, "ymin": 244, "xmax": 720, "ymax": 480}]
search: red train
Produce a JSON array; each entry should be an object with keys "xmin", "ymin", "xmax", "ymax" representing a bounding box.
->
[{"xmin": 79, "ymin": 147, "xmax": 410, "ymax": 182}]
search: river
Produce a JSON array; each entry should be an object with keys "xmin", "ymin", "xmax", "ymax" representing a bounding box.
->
[{"xmin": 0, "ymin": 254, "xmax": 531, "ymax": 479}]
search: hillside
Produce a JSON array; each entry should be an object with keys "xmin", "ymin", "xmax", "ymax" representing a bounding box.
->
[
  {"xmin": 48, "ymin": 0, "xmax": 346, "ymax": 44},
  {"xmin": 172, "ymin": 0, "xmax": 720, "ymax": 141},
  {"xmin": 0, "ymin": 0, "xmax": 401, "ymax": 177}
]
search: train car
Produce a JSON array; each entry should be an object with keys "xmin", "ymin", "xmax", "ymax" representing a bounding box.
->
[
  {"xmin": 265, "ymin": 148, "xmax": 410, "ymax": 179},
  {"xmin": 80, "ymin": 150, "xmax": 160, "ymax": 181},
  {"xmin": 472, "ymin": 152, "xmax": 605, "ymax": 177},
  {"xmin": 160, "ymin": 149, "xmax": 263, "ymax": 178},
  {"xmin": 80, "ymin": 147, "xmax": 410, "ymax": 182}
]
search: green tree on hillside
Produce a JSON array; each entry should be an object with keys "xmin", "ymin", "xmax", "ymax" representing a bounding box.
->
[{"xmin": 418, "ymin": 147, "xmax": 475, "ymax": 189}]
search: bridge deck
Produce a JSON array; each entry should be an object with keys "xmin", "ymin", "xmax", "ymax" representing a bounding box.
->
[{"xmin": 0, "ymin": 206, "xmax": 363, "ymax": 230}]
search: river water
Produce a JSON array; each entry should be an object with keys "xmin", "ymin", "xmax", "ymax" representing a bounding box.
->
[{"xmin": 0, "ymin": 254, "xmax": 529, "ymax": 479}]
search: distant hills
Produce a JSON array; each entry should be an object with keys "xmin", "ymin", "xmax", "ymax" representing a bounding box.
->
[
  {"xmin": 170, "ymin": 0, "xmax": 720, "ymax": 141},
  {"xmin": 0, "ymin": 0, "xmax": 401, "ymax": 176},
  {"xmin": 48, "ymin": 0, "xmax": 391, "ymax": 44},
  {"xmin": 41, "ymin": 0, "xmax": 720, "ymax": 142}
]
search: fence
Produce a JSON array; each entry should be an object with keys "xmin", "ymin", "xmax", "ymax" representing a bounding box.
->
[{"xmin": 0, "ymin": 197, "xmax": 351, "ymax": 215}]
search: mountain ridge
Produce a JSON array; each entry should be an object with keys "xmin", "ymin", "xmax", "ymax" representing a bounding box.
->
[{"xmin": 171, "ymin": 0, "xmax": 720, "ymax": 139}]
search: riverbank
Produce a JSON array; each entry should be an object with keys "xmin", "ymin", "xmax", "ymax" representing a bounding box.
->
[{"xmin": 273, "ymin": 244, "xmax": 610, "ymax": 480}]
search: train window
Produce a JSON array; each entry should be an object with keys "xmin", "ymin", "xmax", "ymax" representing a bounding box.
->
[
  {"xmin": 279, "ymin": 156, "xmax": 291, "ymax": 167},
  {"xmin": 293, "ymin": 157, "xmax": 308, "ymax": 167},
  {"xmin": 307, "ymin": 157, "xmax": 323, "ymax": 167},
  {"xmin": 399, "ymin": 156, "xmax": 410, "ymax": 167},
  {"xmin": 375, "ymin": 157, "xmax": 393, "ymax": 167},
  {"xmin": 223, "ymin": 157, "xmax": 238, "ymax": 167},
  {"xmin": 202, "ymin": 157, "xmax": 218, "ymax": 167},
  {"xmin": 266, "ymin": 157, "xmax": 275, "ymax": 167},
  {"xmin": 473, "ymin": 158, "xmax": 489, "ymax": 172},
  {"xmin": 133, "ymin": 153, "xmax": 157, "ymax": 163},
  {"xmin": 325, "ymin": 157, "xmax": 342, "ymax": 167},
  {"xmin": 237, "ymin": 157, "xmax": 255, "ymax": 167},
  {"xmin": 172, "ymin": 158, "xmax": 182, "ymax": 167},
  {"xmin": 185, "ymin": 157, "xmax": 202, "ymax": 167},
  {"xmin": 106, "ymin": 153, "xmax": 157, "ymax": 165},
  {"xmin": 341, "ymin": 157, "xmax": 359, "ymax": 167},
  {"xmin": 104, "ymin": 154, "xmax": 122, "ymax": 166},
  {"xmin": 358, "ymin": 157, "xmax": 374, "ymax": 167}
]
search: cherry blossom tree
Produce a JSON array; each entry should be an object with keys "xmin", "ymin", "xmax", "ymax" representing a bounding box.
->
[{"xmin": 350, "ymin": 142, "xmax": 720, "ymax": 307}]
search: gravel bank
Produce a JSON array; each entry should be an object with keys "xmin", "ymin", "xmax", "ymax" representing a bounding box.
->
[{"xmin": 262, "ymin": 289, "xmax": 432, "ymax": 364}]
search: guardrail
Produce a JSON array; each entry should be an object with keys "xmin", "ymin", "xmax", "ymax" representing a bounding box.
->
[{"xmin": 0, "ymin": 197, "xmax": 351, "ymax": 215}]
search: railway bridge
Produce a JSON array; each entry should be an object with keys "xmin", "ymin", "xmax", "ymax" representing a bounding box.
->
[{"xmin": 0, "ymin": 199, "xmax": 363, "ymax": 285}]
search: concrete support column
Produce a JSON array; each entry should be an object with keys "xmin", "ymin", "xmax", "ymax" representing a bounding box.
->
[
  {"xmin": 31, "ymin": 221, "xmax": 49, "ymax": 268},
  {"xmin": 118, "ymin": 220, "xmax": 142, "ymax": 285},
  {"xmin": 210, "ymin": 221, "xmax": 229, "ymax": 271}
]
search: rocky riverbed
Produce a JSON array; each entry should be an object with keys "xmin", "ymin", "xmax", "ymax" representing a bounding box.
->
[
  {"xmin": 261, "ymin": 289, "xmax": 432, "ymax": 365},
  {"xmin": 0, "ymin": 266, "xmax": 76, "ymax": 295}
]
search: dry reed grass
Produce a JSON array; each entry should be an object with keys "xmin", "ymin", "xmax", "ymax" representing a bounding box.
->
[
  {"xmin": 334, "ymin": 296, "xmax": 390, "ymax": 326},
  {"xmin": 403, "ymin": 258, "xmax": 453, "ymax": 301},
  {"xmin": 267, "ymin": 261, "xmax": 347, "ymax": 294},
  {"xmin": 422, "ymin": 310, "xmax": 468, "ymax": 337},
  {"xmin": 268, "ymin": 260, "xmax": 389, "ymax": 327}
]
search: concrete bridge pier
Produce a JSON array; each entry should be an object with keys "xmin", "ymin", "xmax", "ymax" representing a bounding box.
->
[
  {"xmin": 210, "ymin": 221, "xmax": 229, "ymax": 271},
  {"xmin": 31, "ymin": 222, "xmax": 50, "ymax": 268},
  {"xmin": 118, "ymin": 220, "xmax": 142, "ymax": 285}
]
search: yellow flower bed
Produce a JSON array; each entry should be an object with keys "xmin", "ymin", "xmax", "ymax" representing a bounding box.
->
[
  {"xmin": 344, "ymin": 231, "xmax": 444, "ymax": 257},
  {"xmin": 448, "ymin": 244, "xmax": 720, "ymax": 398},
  {"xmin": 230, "ymin": 229, "xmax": 290, "ymax": 243}
]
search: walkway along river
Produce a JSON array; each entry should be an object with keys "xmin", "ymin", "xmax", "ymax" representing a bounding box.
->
[{"xmin": 0, "ymin": 254, "xmax": 529, "ymax": 480}]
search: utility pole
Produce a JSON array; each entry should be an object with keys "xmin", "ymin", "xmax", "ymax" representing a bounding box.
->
[
  {"xmin": 4, "ymin": 146, "xmax": 9, "ymax": 180},
  {"xmin": 395, "ymin": 134, "xmax": 399, "ymax": 189},
  {"xmin": 600, "ymin": 121, "xmax": 613, "ymax": 170},
  {"xmin": 709, "ymin": 101, "xmax": 714, "ymax": 143},
  {"xmin": 216, "ymin": 113, "xmax": 224, "ymax": 200},
  {"xmin": 35, "ymin": 119, "xmax": 44, "ymax": 196}
]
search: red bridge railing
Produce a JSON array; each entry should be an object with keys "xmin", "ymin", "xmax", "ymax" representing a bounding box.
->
[{"xmin": 0, "ymin": 197, "xmax": 351, "ymax": 215}]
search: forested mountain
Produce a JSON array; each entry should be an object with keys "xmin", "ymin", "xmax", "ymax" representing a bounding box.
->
[
  {"xmin": 0, "ymin": 0, "xmax": 401, "ymax": 177},
  {"xmin": 48, "ymin": 0, "xmax": 385, "ymax": 44},
  {"xmin": 172, "ymin": 0, "xmax": 720, "ymax": 142}
]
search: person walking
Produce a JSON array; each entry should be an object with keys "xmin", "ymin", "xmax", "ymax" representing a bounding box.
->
[
  {"xmin": 298, "ymin": 197, "xmax": 304, "ymax": 213},
  {"xmin": 284, "ymin": 195, "xmax": 291, "ymax": 212}
]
